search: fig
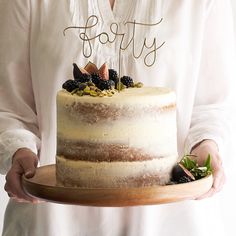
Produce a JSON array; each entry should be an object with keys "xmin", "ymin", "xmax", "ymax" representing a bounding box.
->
[
  {"xmin": 84, "ymin": 61, "xmax": 99, "ymax": 74},
  {"xmin": 171, "ymin": 163, "xmax": 195, "ymax": 183},
  {"xmin": 98, "ymin": 63, "xmax": 109, "ymax": 81},
  {"xmin": 73, "ymin": 63, "xmax": 84, "ymax": 79}
]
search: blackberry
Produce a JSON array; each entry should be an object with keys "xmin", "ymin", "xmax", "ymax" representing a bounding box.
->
[
  {"xmin": 75, "ymin": 74, "xmax": 92, "ymax": 83},
  {"xmin": 109, "ymin": 80, "xmax": 116, "ymax": 89},
  {"xmin": 178, "ymin": 176, "xmax": 192, "ymax": 184},
  {"xmin": 98, "ymin": 80, "xmax": 113, "ymax": 90},
  {"xmin": 109, "ymin": 69, "xmax": 119, "ymax": 83},
  {"xmin": 120, "ymin": 76, "xmax": 134, "ymax": 88},
  {"xmin": 91, "ymin": 73, "xmax": 101, "ymax": 86},
  {"xmin": 62, "ymin": 79, "xmax": 78, "ymax": 92}
]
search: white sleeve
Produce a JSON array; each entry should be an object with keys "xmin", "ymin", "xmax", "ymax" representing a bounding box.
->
[
  {"xmin": 184, "ymin": 0, "xmax": 235, "ymax": 154},
  {"xmin": 0, "ymin": 0, "xmax": 41, "ymax": 174}
]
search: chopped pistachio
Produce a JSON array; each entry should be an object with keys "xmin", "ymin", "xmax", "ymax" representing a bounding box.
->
[
  {"xmin": 71, "ymin": 88, "xmax": 80, "ymax": 95},
  {"xmin": 99, "ymin": 93, "xmax": 105, "ymax": 97},
  {"xmin": 78, "ymin": 83, "xmax": 87, "ymax": 90},
  {"xmin": 134, "ymin": 82, "xmax": 144, "ymax": 88},
  {"xmin": 89, "ymin": 90, "xmax": 98, "ymax": 97},
  {"xmin": 96, "ymin": 88, "xmax": 102, "ymax": 93},
  {"xmin": 83, "ymin": 86, "xmax": 91, "ymax": 95},
  {"xmin": 76, "ymin": 90, "xmax": 84, "ymax": 96},
  {"xmin": 116, "ymin": 82, "xmax": 126, "ymax": 91},
  {"xmin": 89, "ymin": 86, "xmax": 97, "ymax": 91},
  {"xmin": 87, "ymin": 81, "xmax": 95, "ymax": 87}
]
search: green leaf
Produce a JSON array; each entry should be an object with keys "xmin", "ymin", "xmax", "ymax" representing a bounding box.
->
[
  {"xmin": 180, "ymin": 154, "xmax": 212, "ymax": 180},
  {"xmin": 204, "ymin": 154, "xmax": 212, "ymax": 172},
  {"xmin": 180, "ymin": 155, "xmax": 197, "ymax": 170}
]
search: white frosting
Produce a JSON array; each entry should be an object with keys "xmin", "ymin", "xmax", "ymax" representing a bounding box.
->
[
  {"xmin": 57, "ymin": 87, "xmax": 176, "ymax": 107},
  {"xmin": 56, "ymin": 87, "xmax": 178, "ymax": 187}
]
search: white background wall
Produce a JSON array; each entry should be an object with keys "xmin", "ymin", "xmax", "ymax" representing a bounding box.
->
[{"xmin": 1, "ymin": 1, "xmax": 236, "ymax": 234}]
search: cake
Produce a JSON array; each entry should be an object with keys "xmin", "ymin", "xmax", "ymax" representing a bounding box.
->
[{"xmin": 56, "ymin": 63, "xmax": 178, "ymax": 188}]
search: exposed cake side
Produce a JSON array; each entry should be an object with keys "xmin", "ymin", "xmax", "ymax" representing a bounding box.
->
[
  {"xmin": 56, "ymin": 155, "xmax": 177, "ymax": 188},
  {"xmin": 56, "ymin": 87, "xmax": 178, "ymax": 187}
]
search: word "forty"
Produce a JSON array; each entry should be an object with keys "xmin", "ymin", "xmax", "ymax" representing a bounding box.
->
[{"xmin": 63, "ymin": 15, "xmax": 165, "ymax": 68}]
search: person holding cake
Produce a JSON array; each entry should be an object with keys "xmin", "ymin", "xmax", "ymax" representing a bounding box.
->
[{"xmin": 0, "ymin": 0, "xmax": 234, "ymax": 236}]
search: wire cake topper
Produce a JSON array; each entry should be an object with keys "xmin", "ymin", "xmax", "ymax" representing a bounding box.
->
[{"xmin": 63, "ymin": 15, "xmax": 165, "ymax": 77}]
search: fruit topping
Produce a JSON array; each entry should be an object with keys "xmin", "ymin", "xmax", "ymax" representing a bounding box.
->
[
  {"xmin": 73, "ymin": 63, "xmax": 84, "ymax": 80},
  {"xmin": 84, "ymin": 61, "xmax": 99, "ymax": 74},
  {"xmin": 98, "ymin": 80, "xmax": 113, "ymax": 90},
  {"xmin": 98, "ymin": 63, "xmax": 109, "ymax": 81},
  {"xmin": 178, "ymin": 176, "xmax": 193, "ymax": 183},
  {"xmin": 120, "ymin": 76, "xmax": 134, "ymax": 88},
  {"xmin": 75, "ymin": 73, "xmax": 92, "ymax": 83},
  {"xmin": 109, "ymin": 80, "xmax": 116, "ymax": 89},
  {"xmin": 63, "ymin": 62, "xmax": 143, "ymax": 97},
  {"xmin": 171, "ymin": 163, "xmax": 195, "ymax": 183},
  {"xmin": 109, "ymin": 69, "xmax": 119, "ymax": 84},
  {"xmin": 91, "ymin": 73, "xmax": 101, "ymax": 86},
  {"xmin": 171, "ymin": 154, "xmax": 212, "ymax": 184},
  {"xmin": 62, "ymin": 79, "xmax": 78, "ymax": 92}
]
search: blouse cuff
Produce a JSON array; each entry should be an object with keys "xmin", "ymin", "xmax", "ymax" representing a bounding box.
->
[
  {"xmin": 184, "ymin": 133, "xmax": 223, "ymax": 156},
  {"xmin": 0, "ymin": 129, "xmax": 41, "ymax": 175}
]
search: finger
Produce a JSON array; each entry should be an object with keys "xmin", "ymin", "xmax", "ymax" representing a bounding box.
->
[
  {"xmin": 212, "ymin": 163, "xmax": 226, "ymax": 190},
  {"xmin": 213, "ymin": 173, "xmax": 224, "ymax": 191},
  {"xmin": 10, "ymin": 196, "xmax": 32, "ymax": 203},
  {"xmin": 213, "ymin": 174, "xmax": 226, "ymax": 193},
  {"xmin": 196, "ymin": 188, "xmax": 216, "ymax": 200},
  {"xmin": 13, "ymin": 197, "xmax": 43, "ymax": 204},
  {"xmin": 6, "ymin": 170, "xmax": 37, "ymax": 202},
  {"xmin": 196, "ymin": 173, "xmax": 226, "ymax": 200},
  {"xmin": 15, "ymin": 155, "xmax": 38, "ymax": 178},
  {"xmin": 6, "ymin": 186, "xmax": 29, "ymax": 201},
  {"xmin": 7, "ymin": 186, "xmax": 30, "ymax": 202}
]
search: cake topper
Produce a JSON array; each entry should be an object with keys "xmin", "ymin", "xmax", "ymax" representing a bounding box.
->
[{"xmin": 63, "ymin": 15, "xmax": 165, "ymax": 77}]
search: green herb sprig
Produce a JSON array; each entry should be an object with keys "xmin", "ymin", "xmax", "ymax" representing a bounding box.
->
[{"xmin": 180, "ymin": 154, "xmax": 212, "ymax": 180}]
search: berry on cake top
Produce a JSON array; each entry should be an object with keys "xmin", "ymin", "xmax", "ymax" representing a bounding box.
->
[{"xmin": 62, "ymin": 62, "xmax": 143, "ymax": 97}]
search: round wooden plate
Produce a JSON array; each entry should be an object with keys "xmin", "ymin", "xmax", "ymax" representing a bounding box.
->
[{"xmin": 22, "ymin": 164, "xmax": 213, "ymax": 207}]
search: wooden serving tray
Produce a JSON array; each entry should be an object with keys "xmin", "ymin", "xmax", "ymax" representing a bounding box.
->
[{"xmin": 22, "ymin": 164, "xmax": 213, "ymax": 206}]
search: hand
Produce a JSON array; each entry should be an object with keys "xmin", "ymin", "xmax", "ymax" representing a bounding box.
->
[
  {"xmin": 191, "ymin": 139, "xmax": 226, "ymax": 200},
  {"xmin": 4, "ymin": 148, "xmax": 40, "ymax": 203}
]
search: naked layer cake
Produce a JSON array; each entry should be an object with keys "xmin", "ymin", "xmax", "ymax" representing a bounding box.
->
[{"xmin": 56, "ymin": 63, "xmax": 178, "ymax": 188}]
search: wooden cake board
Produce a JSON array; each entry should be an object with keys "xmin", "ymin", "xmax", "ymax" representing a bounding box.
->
[{"xmin": 22, "ymin": 164, "xmax": 213, "ymax": 207}]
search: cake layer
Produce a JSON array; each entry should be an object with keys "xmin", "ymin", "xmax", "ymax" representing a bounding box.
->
[
  {"xmin": 57, "ymin": 87, "xmax": 176, "ymax": 108},
  {"xmin": 57, "ymin": 114, "xmax": 177, "ymax": 156},
  {"xmin": 57, "ymin": 115, "xmax": 177, "ymax": 159},
  {"xmin": 56, "ymin": 155, "xmax": 177, "ymax": 188},
  {"xmin": 57, "ymin": 140, "xmax": 174, "ymax": 161}
]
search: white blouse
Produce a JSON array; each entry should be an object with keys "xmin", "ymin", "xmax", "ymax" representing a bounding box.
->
[{"xmin": 0, "ymin": 0, "xmax": 235, "ymax": 236}]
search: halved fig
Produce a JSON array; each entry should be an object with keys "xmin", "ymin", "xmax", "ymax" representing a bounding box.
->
[
  {"xmin": 84, "ymin": 61, "xmax": 99, "ymax": 74},
  {"xmin": 171, "ymin": 163, "xmax": 195, "ymax": 183},
  {"xmin": 98, "ymin": 63, "xmax": 109, "ymax": 81},
  {"xmin": 73, "ymin": 63, "xmax": 83, "ymax": 79}
]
